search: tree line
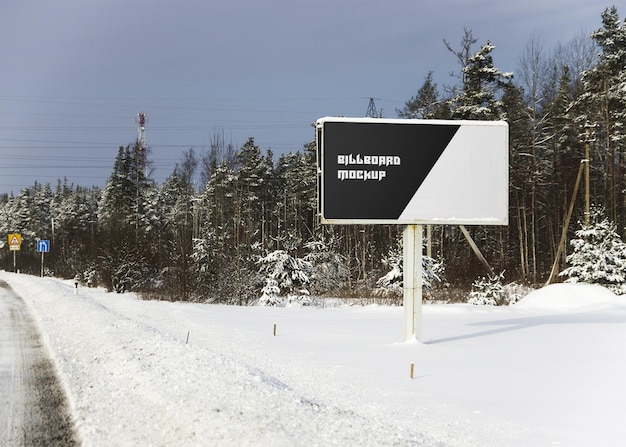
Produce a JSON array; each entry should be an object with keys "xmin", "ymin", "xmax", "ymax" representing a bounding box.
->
[{"xmin": 1, "ymin": 6, "xmax": 624, "ymax": 303}]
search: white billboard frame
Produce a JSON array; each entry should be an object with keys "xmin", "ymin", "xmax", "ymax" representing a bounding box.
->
[{"xmin": 316, "ymin": 117, "xmax": 509, "ymax": 225}]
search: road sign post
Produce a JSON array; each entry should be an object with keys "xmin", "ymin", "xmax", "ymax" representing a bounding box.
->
[
  {"xmin": 8, "ymin": 233, "xmax": 22, "ymax": 273},
  {"xmin": 37, "ymin": 239, "xmax": 50, "ymax": 278},
  {"xmin": 8, "ymin": 233, "xmax": 22, "ymax": 250}
]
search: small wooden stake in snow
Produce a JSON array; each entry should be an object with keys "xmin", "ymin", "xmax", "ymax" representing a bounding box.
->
[
  {"xmin": 410, "ymin": 362, "xmax": 415, "ymax": 379},
  {"xmin": 186, "ymin": 331, "xmax": 190, "ymax": 344},
  {"xmin": 273, "ymin": 323, "xmax": 277, "ymax": 337}
]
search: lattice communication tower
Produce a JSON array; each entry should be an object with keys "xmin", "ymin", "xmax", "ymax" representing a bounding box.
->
[
  {"xmin": 136, "ymin": 112, "xmax": 147, "ymax": 167},
  {"xmin": 365, "ymin": 97, "xmax": 380, "ymax": 118}
]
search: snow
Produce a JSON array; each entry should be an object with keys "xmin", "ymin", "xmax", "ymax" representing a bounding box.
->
[
  {"xmin": 3, "ymin": 271, "xmax": 626, "ymax": 446},
  {"xmin": 515, "ymin": 283, "xmax": 622, "ymax": 310}
]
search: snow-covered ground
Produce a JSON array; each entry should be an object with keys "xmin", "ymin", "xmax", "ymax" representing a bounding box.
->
[{"xmin": 3, "ymin": 270, "xmax": 626, "ymax": 446}]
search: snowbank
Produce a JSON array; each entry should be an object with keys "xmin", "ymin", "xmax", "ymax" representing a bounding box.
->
[{"xmin": 515, "ymin": 282, "xmax": 622, "ymax": 310}]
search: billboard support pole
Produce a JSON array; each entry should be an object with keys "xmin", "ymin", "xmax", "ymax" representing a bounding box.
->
[{"xmin": 403, "ymin": 224, "xmax": 423, "ymax": 341}]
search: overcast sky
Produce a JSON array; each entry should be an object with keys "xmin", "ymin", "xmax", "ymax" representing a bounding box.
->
[{"xmin": 0, "ymin": 0, "xmax": 609, "ymax": 195}]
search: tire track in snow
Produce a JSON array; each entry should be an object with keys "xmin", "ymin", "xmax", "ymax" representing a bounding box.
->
[{"xmin": 0, "ymin": 279, "xmax": 80, "ymax": 446}]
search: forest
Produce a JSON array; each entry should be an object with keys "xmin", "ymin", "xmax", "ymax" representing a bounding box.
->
[{"xmin": 0, "ymin": 6, "xmax": 624, "ymax": 304}]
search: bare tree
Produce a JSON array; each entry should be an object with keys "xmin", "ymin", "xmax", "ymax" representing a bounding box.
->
[
  {"xmin": 516, "ymin": 34, "xmax": 551, "ymax": 282},
  {"xmin": 551, "ymin": 29, "xmax": 597, "ymax": 96},
  {"xmin": 200, "ymin": 128, "xmax": 236, "ymax": 187},
  {"xmin": 443, "ymin": 28, "xmax": 478, "ymax": 89}
]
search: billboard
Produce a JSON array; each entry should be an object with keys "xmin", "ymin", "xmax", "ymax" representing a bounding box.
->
[{"xmin": 316, "ymin": 117, "xmax": 509, "ymax": 225}]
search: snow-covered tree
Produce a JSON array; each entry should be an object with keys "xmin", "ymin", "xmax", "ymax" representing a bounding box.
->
[
  {"xmin": 199, "ymin": 160, "xmax": 236, "ymax": 235},
  {"xmin": 51, "ymin": 182, "xmax": 101, "ymax": 279},
  {"xmin": 374, "ymin": 256, "xmax": 403, "ymax": 298},
  {"xmin": 99, "ymin": 247, "xmax": 147, "ymax": 293},
  {"xmin": 374, "ymin": 238, "xmax": 443, "ymax": 299},
  {"xmin": 276, "ymin": 150, "xmax": 317, "ymax": 248},
  {"xmin": 467, "ymin": 271, "xmax": 506, "ymax": 306},
  {"xmin": 156, "ymin": 150, "xmax": 199, "ymax": 301},
  {"xmin": 97, "ymin": 144, "xmax": 155, "ymax": 292},
  {"xmin": 235, "ymin": 137, "xmax": 274, "ymax": 250},
  {"xmin": 13, "ymin": 188, "xmax": 35, "ymax": 239},
  {"xmin": 256, "ymin": 250, "xmax": 312, "ymax": 306},
  {"xmin": 30, "ymin": 182, "xmax": 53, "ymax": 239},
  {"xmin": 258, "ymin": 278, "xmax": 282, "ymax": 307},
  {"xmin": 304, "ymin": 239, "xmax": 348, "ymax": 296},
  {"xmin": 396, "ymin": 71, "xmax": 442, "ymax": 119},
  {"xmin": 560, "ymin": 207, "xmax": 626, "ymax": 294},
  {"xmin": 578, "ymin": 6, "xmax": 626, "ymax": 225},
  {"xmin": 448, "ymin": 40, "xmax": 513, "ymax": 120}
]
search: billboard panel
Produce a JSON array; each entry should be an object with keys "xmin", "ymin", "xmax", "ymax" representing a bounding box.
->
[{"xmin": 316, "ymin": 117, "xmax": 508, "ymax": 225}]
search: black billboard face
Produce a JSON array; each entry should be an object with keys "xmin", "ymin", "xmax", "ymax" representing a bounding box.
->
[
  {"xmin": 317, "ymin": 118, "xmax": 509, "ymax": 225},
  {"xmin": 320, "ymin": 120, "xmax": 458, "ymax": 221}
]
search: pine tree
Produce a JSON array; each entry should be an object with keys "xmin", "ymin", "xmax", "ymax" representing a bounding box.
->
[
  {"xmin": 374, "ymin": 238, "xmax": 443, "ymax": 299},
  {"xmin": 396, "ymin": 71, "xmax": 442, "ymax": 119},
  {"xmin": 51, "ymin": 182, "xmax": 100, "ymax": 278},
  {"xmin": 303, "ymin": 239, "xmax": 348, "ymax": 296},
  {"xmin": 256, "ymin": 250, "xmax": 312, "ymax": 305},
  {"xmin": 560, "ymin": 206, "xmax": 626, "ymax": 294},
  {"xmin": 579, "ymin": 7, "xmax": 626, "ymax": 225},
  {"xmin": 275, "ymin": 151, "xmax": 316, "ymax": 251},
  {"xmin": 467, "ymin": 272, "xmax": 506, "ymax": 306},
  {"xmin": 235, "ymin": 137, "xmax": 274, "ymax": 250},
  {"xmin": 97, "ymin": 144, "xmax": 154, "ymax": 292},
  {"xmin": 14, "ymin": 188, "xmax": 34, "ymax": 239},
  {"xmin": 448, "ymin": 41, "xmax": 513, "ymax": 120},
  {"xmin": 258, "ymin": 278, "xmax": 282, "ymax": 306},
  {"xmin": 30, "ymin": 182, "xmax": 53, "ymax": 239},
  {"xmin": 194, "ymin": 160, "xmax": 238, "ymax": 302},
  {"xmin": 501, "ymin": 80, "xmax": 535, "ymax": 281},
  {"xmin": 157, "ymin": 151, "xmax": 198, "ymax": 301}
]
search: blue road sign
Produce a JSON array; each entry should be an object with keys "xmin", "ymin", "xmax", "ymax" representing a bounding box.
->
[{"xmin": 37, "ymin": 239, "xmax": 50, "ymax": 253}]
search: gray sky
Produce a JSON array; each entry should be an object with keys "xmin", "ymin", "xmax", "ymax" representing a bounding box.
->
[{"xmin": 0, "ymin": 0, "xmax": 607, "ymax": 195}]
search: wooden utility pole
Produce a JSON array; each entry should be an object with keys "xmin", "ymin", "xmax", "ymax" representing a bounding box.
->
[
  {"xmin": 545, "ymin": 160, "xmax": 585, "ymax": 285},
  {"xmin": 584, "ymin": 124, "xmax": 591, "ymax": 227}
]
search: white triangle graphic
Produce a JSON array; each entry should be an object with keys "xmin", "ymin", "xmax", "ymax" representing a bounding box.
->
[{"xmin": 399, "ymin": 124, "xmax": 508, "ymax": 224}]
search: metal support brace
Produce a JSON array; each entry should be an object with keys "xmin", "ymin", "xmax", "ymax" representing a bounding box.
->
[{"xmin": 459, "ymin": 225, "xmax": 494, "ymax": 276}]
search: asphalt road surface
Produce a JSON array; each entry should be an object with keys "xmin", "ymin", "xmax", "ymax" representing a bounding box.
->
[{"xmin": 0, "ymin": 279, "xmax": 79, "ymax": 446}]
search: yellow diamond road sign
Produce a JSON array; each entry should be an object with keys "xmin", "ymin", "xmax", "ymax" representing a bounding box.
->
[{"xmin": 8, "ymin": 233, "xmax": 22, "ymax": 251}]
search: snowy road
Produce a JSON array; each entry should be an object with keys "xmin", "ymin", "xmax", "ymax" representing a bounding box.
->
[{"xmin": 0, "ymin": 279, "xmax": 79, "ymax": 446}]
